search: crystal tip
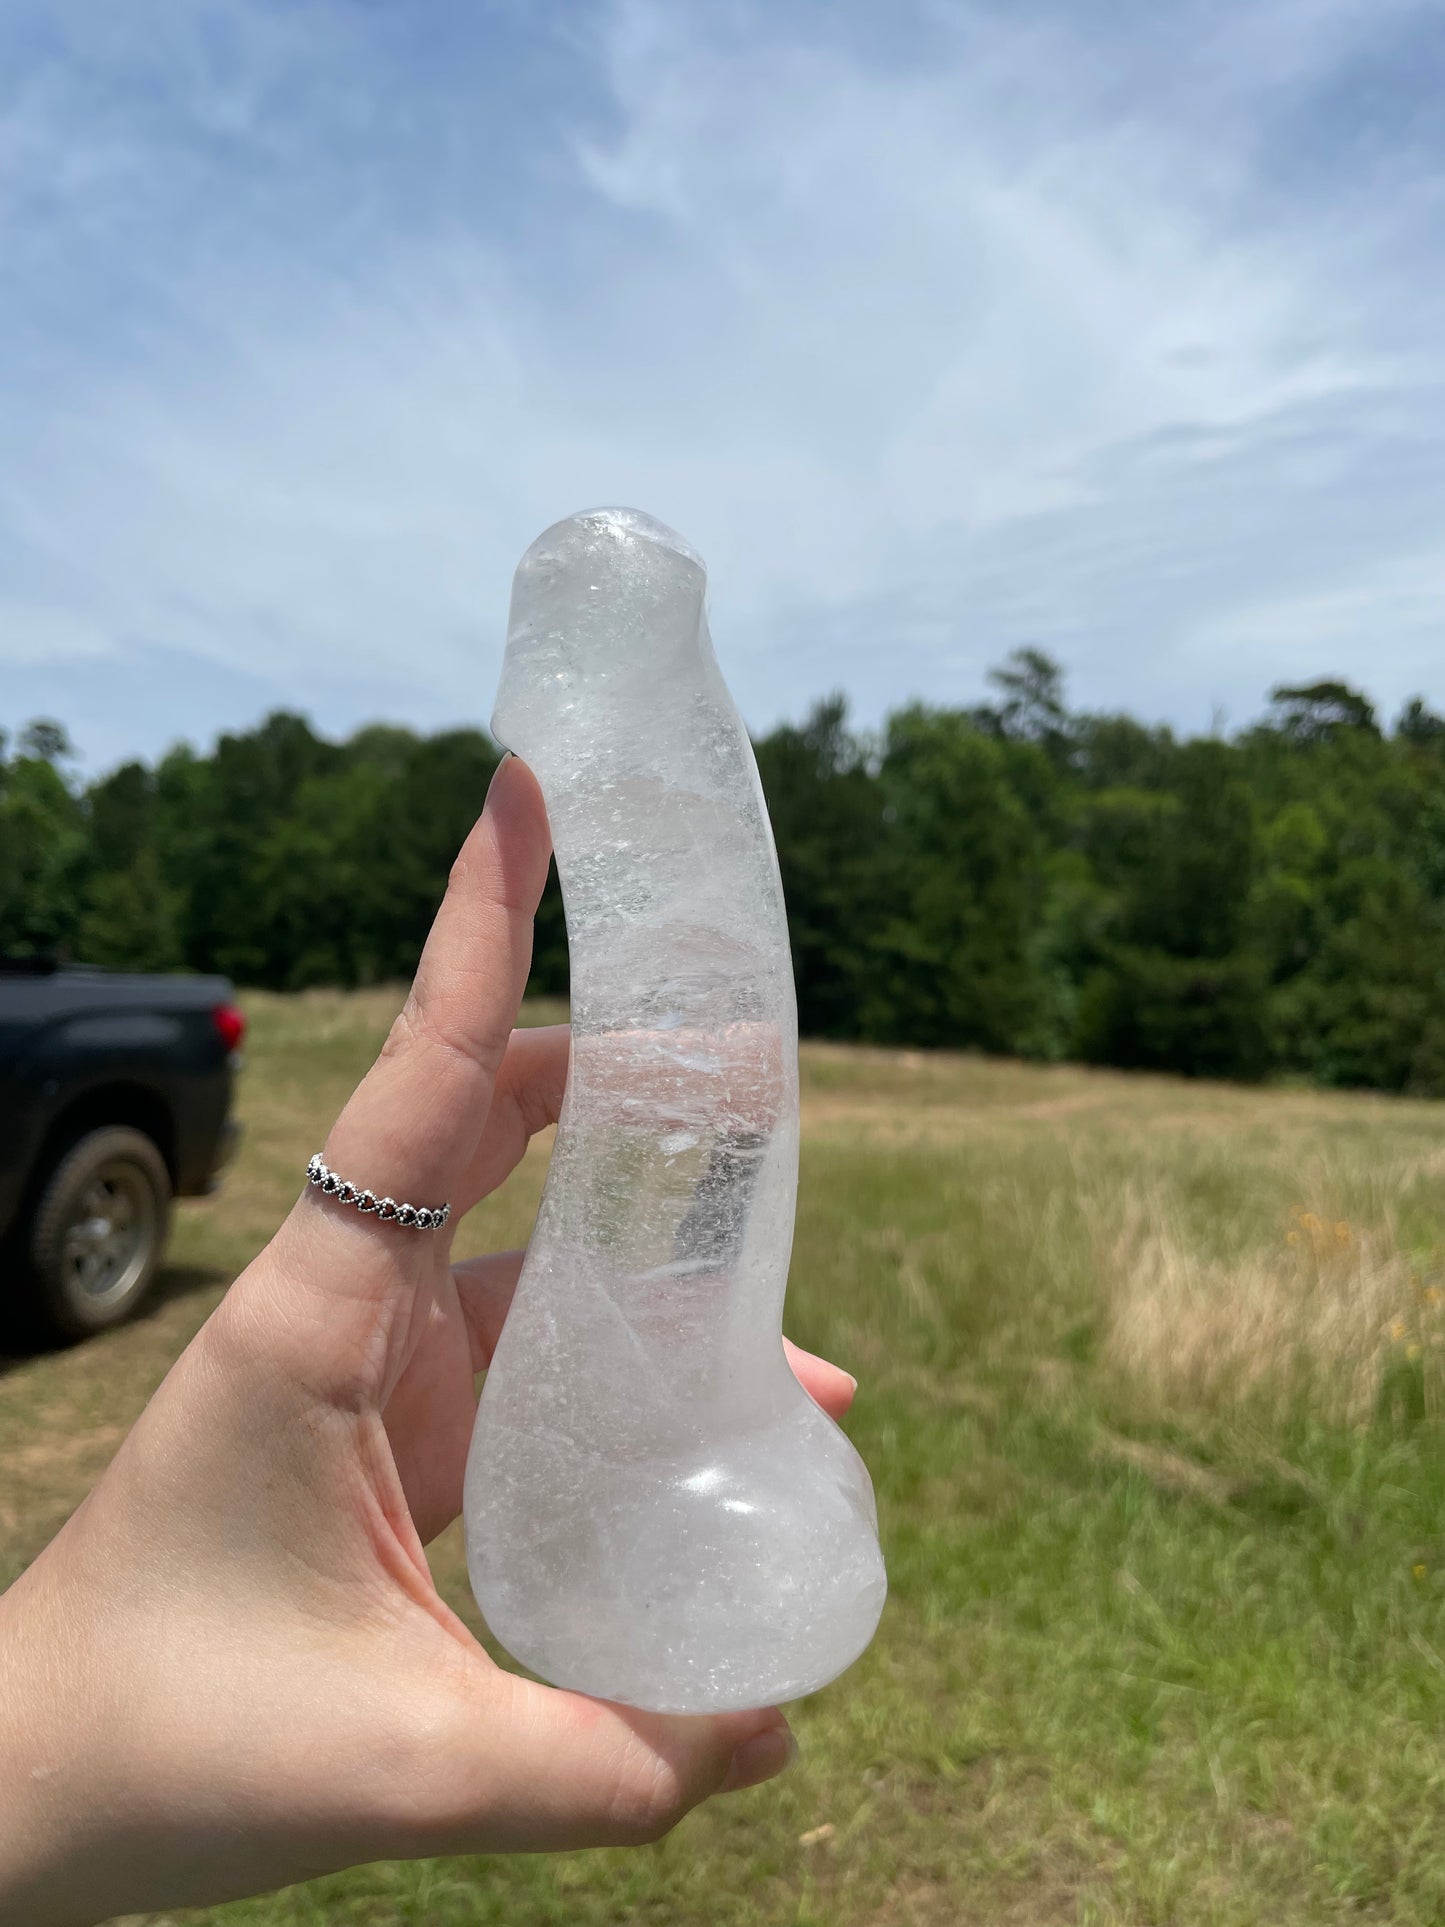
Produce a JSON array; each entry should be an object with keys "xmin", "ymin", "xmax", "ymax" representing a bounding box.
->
[{"xmin": 518, "ymin": 507, "xmax": 706, "ymax": 578}]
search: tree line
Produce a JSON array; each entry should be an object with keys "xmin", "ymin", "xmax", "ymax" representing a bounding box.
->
[{"xmin": 5, "ymin": 654, "xmax": 1445, "ymax": 1093}]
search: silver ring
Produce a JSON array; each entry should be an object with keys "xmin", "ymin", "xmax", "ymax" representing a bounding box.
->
[{"xmin": 306, "ymin": 1154, "xmax": 450, "ymax": 1230}]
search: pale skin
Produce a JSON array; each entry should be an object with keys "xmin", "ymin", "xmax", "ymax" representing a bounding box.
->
[{"xmin": 0, "ymin": 758, "xmax": 857, "ymax": 1927}]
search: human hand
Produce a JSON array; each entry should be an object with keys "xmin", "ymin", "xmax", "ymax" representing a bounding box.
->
[{"xmin": 0, "ymin": 757, "xmax": 857, "ymax": 1927}]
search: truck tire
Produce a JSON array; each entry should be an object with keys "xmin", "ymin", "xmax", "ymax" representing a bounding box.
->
[{"xmin": 27, "ymin": 1127, "xmax": 173, "ymax": 1340}]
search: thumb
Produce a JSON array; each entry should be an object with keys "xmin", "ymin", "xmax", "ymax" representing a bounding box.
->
[{"xmin": 419, "ymin": 1670, "xmax": 797, "ymax": 1853}]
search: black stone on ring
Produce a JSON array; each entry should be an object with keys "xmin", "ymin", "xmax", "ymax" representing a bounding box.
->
[{"xmin": 306, "ymin": 1154, "xmax": 450, "ymax": 1230}]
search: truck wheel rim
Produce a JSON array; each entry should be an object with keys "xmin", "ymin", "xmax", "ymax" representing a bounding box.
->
[{"xmin": 61, "ymin": 1162, "xmax": 157, "ymax": 1306}]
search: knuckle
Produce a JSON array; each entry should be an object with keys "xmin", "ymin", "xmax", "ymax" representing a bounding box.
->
[
  {"xmin": 379, "ymin": 998, "xmax": 423, "ymax": 1064},
  {"xmin": 382, "ymin": 994, "xmax": 493, "ymax": 1080},
  {"xmin": 447, "ymin": 846, "xmax": 475, "ymax": 895},
  {"xmin": 606, "ymin": 1744, "xmax": 692, "ymax": 1844}
]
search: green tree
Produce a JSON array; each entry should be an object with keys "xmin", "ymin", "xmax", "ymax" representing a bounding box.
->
[
  {"xmin": 78, "ymin": 847, "xmax": 183, "ymax": 973},
  {"xmin": 6, "ymin": 668, "xmax": 1445, "ymax": 1096},
  {"xmin": 755, "ymin": 697, "xmax": 886, "ymax": 1039},
  {"xmin": 1396, "ymin": 696, "xmax": 1445, "ymax": 747},
  {"xmin": 1267, "ymin": 680, "xmax": 1380, "ymax": 744},
  {"xmin": 870, "ymin": 707, "xmax": 1048, "ymax": 1051},
  {"xmin": 1074, "ymin": 743, "xmax": 1268, "ymax": 1077},
  {"xmin": 971, "ymin": 648, "xmax": 1073, "ymax": 768},
  {"xmin": 0, "ymin": 723, "xmax": 88, "ymax": 957}
]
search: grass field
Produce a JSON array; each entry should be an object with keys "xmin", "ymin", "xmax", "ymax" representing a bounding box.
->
[{"xmin": 5, "ymin": 988, "xmax": 1445, "ymax": 1925}]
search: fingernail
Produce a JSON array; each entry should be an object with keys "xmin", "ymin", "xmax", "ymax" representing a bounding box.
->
[
  {"xmin": 794, "ymin": 1344, "xmax": 858, "ymax": 1400},
  {"xmin": 722, "ymin": 1726, "xmax": 798, "ymax": 1794}
]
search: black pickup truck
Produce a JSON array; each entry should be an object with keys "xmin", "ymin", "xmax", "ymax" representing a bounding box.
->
[{"xmin": 0, "ymin": 962, "xmax": 243, "ymax": 1341}]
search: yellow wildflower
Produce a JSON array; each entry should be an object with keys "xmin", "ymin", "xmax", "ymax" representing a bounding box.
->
[
  {"xmin": 1414, "ymin": 1564, "xmax": 1428, "ymax": 1582},
  {"xmin": 1390, "ymin": 1319, "xmax": 1407, "ymax": 1341}
]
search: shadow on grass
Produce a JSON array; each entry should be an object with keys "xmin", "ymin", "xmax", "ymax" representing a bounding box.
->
[
  {"xmin": 144, "ymin": 1261, "xmax": 231, "ymax": 1316},
  {"xmin": 0, "ymin": 1262, "xmax": 229, "ymax": 1376}
]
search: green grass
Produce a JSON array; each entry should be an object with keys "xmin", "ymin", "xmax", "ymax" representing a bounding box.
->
[{"xmin": 5, "ymin": 989, "xmax": 1445, "ymax": 1924}]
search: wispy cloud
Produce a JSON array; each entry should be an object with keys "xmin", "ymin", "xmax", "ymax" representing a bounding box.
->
[{"xmin": 2, "ymin": 0, "xmax": 1443, "ymax": 768}]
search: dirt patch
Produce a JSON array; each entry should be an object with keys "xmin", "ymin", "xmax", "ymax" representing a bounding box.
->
[{"xmin": 873, "ymin": 1867, "xmax": 1113, "ymax": 1926}]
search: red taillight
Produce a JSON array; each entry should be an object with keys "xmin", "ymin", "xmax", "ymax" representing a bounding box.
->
[{"xmin": 213, "ymin": 1003, "xmax": 247, "ymax": 1053}]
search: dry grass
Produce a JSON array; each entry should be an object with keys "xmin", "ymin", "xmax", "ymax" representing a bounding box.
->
[{"xmin": 1097, "ymin": 1189, "xmax": 1445, "ymax": 1427}]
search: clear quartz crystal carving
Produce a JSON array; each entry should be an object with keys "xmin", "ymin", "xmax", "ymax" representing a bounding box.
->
[{"xmin": 463, "ymin": 508, "xmax": 887, "ymax": 1713}]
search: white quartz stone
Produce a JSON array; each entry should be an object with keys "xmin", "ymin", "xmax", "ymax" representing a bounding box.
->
[{"xmin": 464, "ymin": 508, "xmax": 886, "ymax": 1713}]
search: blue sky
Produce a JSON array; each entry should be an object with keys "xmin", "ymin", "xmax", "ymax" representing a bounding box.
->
[{"xmin": 3, "ymin": 0, "xmax": 1444, "ymax": 772}]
